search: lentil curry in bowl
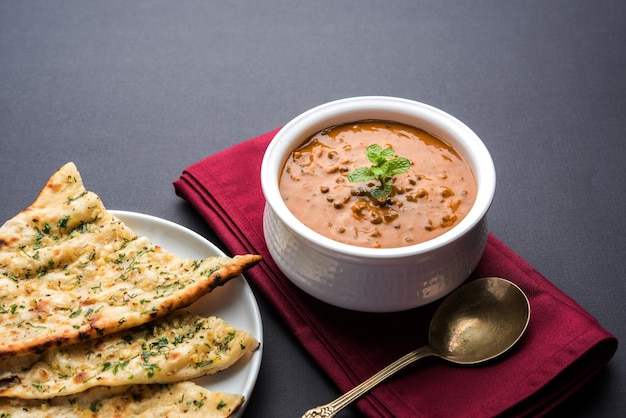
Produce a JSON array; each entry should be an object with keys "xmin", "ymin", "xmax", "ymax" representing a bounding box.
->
[{"xmin": 279, "ymin": 120, "xmax": 477, "ymax": 248}]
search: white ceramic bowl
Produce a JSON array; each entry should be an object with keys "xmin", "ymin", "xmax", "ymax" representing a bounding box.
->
[{"xmin": 261, "ymin": 96, "xmax": 496, "ymax": 312}]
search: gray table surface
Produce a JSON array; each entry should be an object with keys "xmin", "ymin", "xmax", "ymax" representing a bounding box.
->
[{"xmin": 1, "ymin": 1, "xmax": 624, "ymax": 416}]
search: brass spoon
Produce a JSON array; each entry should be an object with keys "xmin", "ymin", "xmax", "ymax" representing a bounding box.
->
[{"xmin": 302, "ymin": 277, "xmax": 531, "ymax": 418}]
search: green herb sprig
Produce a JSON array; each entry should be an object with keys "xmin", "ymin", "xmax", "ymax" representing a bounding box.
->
[{"xmin": 347, "ymin": 144, "xmax": 411, "ymax": 200}]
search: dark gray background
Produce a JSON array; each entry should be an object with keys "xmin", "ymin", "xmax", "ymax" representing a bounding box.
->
[{"xmin": 1, "ymin": 1, "xmax": 624, "ymax": 416}]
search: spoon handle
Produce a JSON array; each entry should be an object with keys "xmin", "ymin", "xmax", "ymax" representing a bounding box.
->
[{"xmin": 301, "ymin": 345, "xmax": 435, "ymax": 418}]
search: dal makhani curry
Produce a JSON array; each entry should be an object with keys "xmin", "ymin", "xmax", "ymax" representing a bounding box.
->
[{"xmin": 279, "ymin": 120, "xmax": 477, "ymax": 248}]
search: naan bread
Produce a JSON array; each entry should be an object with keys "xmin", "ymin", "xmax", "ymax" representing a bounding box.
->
[
  {"xmin": 0, "ymin": 162, "xmax": 261, "ymax": 357},
  {"xmin": 0, "ymin": 381, "xmax": 243, "ymax": 417},
  {"xmin": 0, "ymin": 310, "xmax": 259, "ymax": 399}
]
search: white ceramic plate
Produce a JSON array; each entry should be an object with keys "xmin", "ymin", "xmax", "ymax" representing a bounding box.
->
[{"xmin": 111, "ymin": 210, "xmax": 262, "ymax": 417}]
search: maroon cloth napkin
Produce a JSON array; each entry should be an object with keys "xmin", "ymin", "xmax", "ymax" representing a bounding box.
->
[{"xmin": 174, "ymin": 129, "xmax": 617, "ymax": 417}]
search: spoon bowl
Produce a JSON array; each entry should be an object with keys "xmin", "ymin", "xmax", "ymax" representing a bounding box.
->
[
  {"xmin": 302, "ymin": 277, "xmax": 530, "ymax": 418},
  {"xmin": 429, "ymin": 276, "xmax": 531, "ymax": 364}
]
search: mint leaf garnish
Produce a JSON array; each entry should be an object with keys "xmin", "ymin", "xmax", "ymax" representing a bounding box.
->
[{"xmin": 347, "ymin": 144, "xmax": 411, "ymax": 201}]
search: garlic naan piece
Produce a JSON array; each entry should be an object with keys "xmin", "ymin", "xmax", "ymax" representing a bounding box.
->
[
  {"xmin": 0, "ymin": 310, "xmax": 258, "ymax": 399},
  {"xmin": 0, "ymin": 162, "xmax": 261, "ymax": 357},
  {"xmin": 0, "ymin": 381, "xmax": 243, "ymax": 417}
]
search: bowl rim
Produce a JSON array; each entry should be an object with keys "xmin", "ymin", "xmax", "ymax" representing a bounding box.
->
[{"xmin": 261, "ymin": 96, "xmax": 496, "ymax": 259}]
